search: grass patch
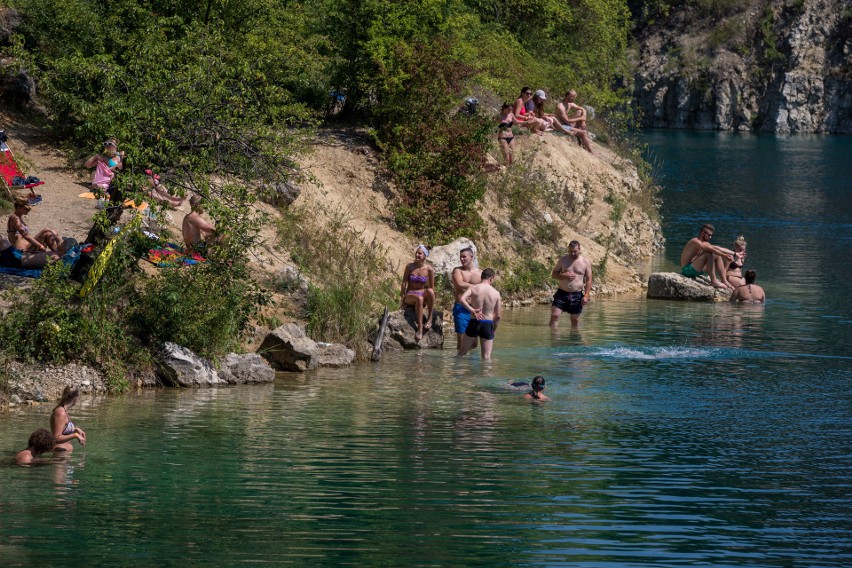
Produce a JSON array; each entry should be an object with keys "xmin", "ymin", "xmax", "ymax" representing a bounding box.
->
[
  {"xmin": 483, "ymin": 246, "xmax": 552, "ymax": 298},
  {"xmin": 278, "ymin": 203, "xmax": 397, "ymax": 359}
]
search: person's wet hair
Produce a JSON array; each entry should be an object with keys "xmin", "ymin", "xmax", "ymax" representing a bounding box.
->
[
  {"xmin": 28, "ymin": 428, "xmax": 55, "ymax": 454},
  {"xmin": 745, "ymin": 270, "xmax": 757, "ymax": 284},
  {"xmin": 530, "ymin": 376, "xmax": 546, "ymax": 399},
  {"xmin": 58, "ymin": 385, "xmax": 79, "ymax": 408},
  {"xmin": 481, "ymin": 268, "xmax": 495, "ymax": 280}
]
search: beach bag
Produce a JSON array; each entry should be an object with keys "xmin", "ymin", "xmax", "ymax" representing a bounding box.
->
[{"xmin": 71, "ymin": 246, "xmax": 97, "ymax": 282}]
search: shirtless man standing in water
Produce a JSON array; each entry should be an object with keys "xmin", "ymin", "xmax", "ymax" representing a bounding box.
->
[
  {"xmin": 549, "ymin": 240, "xmax": 592, "ymax": 328},
  {"xmin": 451, "ymin": 247, "xmax": 482, "ymax": 350},
  {"xmin": 680, "ymin": 223, "xmax": 735, "ymax": 290},
  {"xmin": 457, "ymin": 268, "xmax": 501, "ymax": 360}
]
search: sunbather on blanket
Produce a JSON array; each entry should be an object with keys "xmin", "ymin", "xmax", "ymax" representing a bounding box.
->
[
  {"xmin": 182, "ymin": 195, "xmax": 220, "ymax": 251},
  {"xmin": 7, "ymin": 196, "xmax": 62, "ymax": 260}
]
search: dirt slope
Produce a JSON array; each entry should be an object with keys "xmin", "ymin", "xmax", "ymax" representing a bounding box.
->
[{"xmin": 1, "ymin": 111, "xmax": 662, "ymax": 300}]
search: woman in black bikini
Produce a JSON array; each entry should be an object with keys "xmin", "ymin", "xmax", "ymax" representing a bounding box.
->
[
  {"xmin": 725, "ymin": 235, "xmax": 747, "ymax": 289},
  {"xmin": 51, "ymin": 385, "xmax": 87, "ymax": 452},
  {"xmin": 497, "ymin": 103, "xmax": 516, "ymax": 165},
  {"xmin": 401, "ymin": 244, "xmax": 436, "ymax": 341}
]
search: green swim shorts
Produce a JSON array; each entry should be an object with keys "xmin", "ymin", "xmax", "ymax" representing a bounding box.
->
[{"xmin": 681, "ymin": 264, "xmax": 705, "ymax": 278}]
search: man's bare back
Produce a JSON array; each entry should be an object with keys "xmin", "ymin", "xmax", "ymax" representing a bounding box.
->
[{"xmin": 464, "ymin": 282, "xmax": 501, "ymax": 320}]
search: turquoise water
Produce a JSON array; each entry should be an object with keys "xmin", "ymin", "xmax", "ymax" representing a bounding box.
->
[{"xmin": 1, "ymin": 132, "xmax": 850, "ymax": 566}]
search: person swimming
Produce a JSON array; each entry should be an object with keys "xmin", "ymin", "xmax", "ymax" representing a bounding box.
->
[
  {"xmin": 15, "ymin": 428, "xmax": 56, "ymax": 464},
  {"xmin": 524, "ymin": 376, "xmax": 551, "ymax": 401},
  {"xmin": 510, "ymin": 376, "xmax": 551, "ymax": 401}
]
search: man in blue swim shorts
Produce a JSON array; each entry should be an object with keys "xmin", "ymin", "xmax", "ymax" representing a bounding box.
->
[
  {"xmin": 457, "ymin": 268, "xmax": 501, "ymax": 360},
  {"xmin": 451, "ymin": 246, "xmax": 482, "ymax": 350},
  {"xmin": 550, "ymin": 240, "xmax": 592, "ymax": 328}
]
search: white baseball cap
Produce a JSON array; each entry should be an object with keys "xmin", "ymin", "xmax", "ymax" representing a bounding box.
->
[{"xmin": 534, "ymin": 89, "xmax": 547, "ymax": 100}]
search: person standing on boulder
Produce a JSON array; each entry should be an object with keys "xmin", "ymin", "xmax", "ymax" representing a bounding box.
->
[
  {"xmin": 451, "ymin": 247, "xmax": 482, "ymax": 351},
  {"xmin": 549, "ymin": 240, "xmax": 593, "ymax": 328}
]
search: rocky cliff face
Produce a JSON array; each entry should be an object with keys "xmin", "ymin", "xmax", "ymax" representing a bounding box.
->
[{"xmin": 631, "ymin": 0, "xmax": 851, "ymax": 133}]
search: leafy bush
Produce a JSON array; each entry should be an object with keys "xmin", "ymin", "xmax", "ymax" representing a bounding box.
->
[
  {"xmin": 0, "ymin": 240, "xmax": 148, "ymax": 392},
  {"xmin": 132, "ymin": 263, "xmax": 267, "ymax": 362},
  {"xmin": 484, "ymin": 248, "xmax": 553, "ymax": 298},
  {"xmin": 278, "ymin": 205, "xmax": 397, "ymax": 358}
]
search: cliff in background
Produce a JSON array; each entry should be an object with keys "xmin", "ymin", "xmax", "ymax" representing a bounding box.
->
[{"xmin": 630, "ymin": 0, "xmax": 851, "ymax": 133}]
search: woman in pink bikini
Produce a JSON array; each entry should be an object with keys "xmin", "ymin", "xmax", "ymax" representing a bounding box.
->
[
  {"xmin": 400, "ymin": 244, "xmax": 436, "ymax": 341},
  {"xmin": 513, "ymin": 87, "xmax": 547, "ymax": 135}
]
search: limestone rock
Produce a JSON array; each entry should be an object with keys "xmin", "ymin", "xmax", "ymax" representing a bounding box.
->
[
  {"xmin": 0, "ymin": 7, "xmax": 21, "ymax": 44},
  {"xmin": 156, "ymin": 342, "xmax": 224, "ymax": 387},
  {"xmin": 4, "ymin": 362, "xmax": 108, "ymax": 402},
  {"xmin": 631, "ymin": 0, "xmax": 851, "ymax": 133},
  {"xmin": 314, "ymin": 343, "xmax": 357, "ymax": 368},
  {"xmin": 376, "ymin": 309, "xmax": 444, "ymax": 350},
  {"xmin": 646, "ymin": 272, "xmax": 730, "ymax": 302},
  {"xmin": 218, "ymin": 353, "xmax": 276, "ymax": 384},
  {"xmin": 259, "ymin": 323, "xmax": 355, "ymax": 371},
  {"xmin": 428, "ymin": 239, "xmax": 478, "ymax": 279},
  {"xmin": 261, "ymin": 180, "xmax": 301, "ymax": 207}
]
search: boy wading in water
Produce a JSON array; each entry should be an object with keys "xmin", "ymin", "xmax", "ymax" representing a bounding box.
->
[{"xmin": 457, "ymin": 268, "xmax": 501, "ymax": 360}]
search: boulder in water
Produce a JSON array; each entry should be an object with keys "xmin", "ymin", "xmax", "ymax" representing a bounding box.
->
[{"xmin": 646, "ymin": 272, "xmax": 730, "ymax": 301}]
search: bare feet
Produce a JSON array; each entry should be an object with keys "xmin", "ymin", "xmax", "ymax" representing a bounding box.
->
[{"xmin": 415, "ymin": 330, "xmax": 423, "ymax": 342}]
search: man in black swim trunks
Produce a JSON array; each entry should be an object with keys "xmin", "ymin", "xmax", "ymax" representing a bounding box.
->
[
  {"xmin": 549, "ymin": 240, "xmax": 592, "ymax": 328},
  {"xmin": 457, "ymin": 268, "xmax": 501, "ymax": 360}
]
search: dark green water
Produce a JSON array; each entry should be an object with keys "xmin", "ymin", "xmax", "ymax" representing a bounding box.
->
[{"xmin": 1, "ymin": 132, "xmax": 850, "ymax": 566}]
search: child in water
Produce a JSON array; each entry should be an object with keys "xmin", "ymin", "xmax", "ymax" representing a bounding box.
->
[{"xmin": 510, "ymin": 376, "xmax": 551, "ymax": 402}]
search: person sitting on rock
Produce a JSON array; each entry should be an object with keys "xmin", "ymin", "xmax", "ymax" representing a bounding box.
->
[
  {"xmin": 400, "ymin": 244, "xmax": 435, "ymax": 342},
  {"xmin": 514, "ymin": 87, "xmax": 547, "ymax": 135},
  {"xmin": 7, "ymin": 196, "xmax": 63, "ymax": 258},
  {"xmin": 730, "ymin": 270, "xmax": 766, "ymax": 304},
  {"xmin": 680, "ymin": 223, "xmax": 735, "ymax": 290},
  {"xmin": 725, "ymin": 235, "xmax": 748, "ymax": 289},
  {"xmin": 554, "ymin": 91, "xmax": 597, "ymax": 155},
  {"xmin": 16, "ymin": 428, "xmax": 56, "ymax": 464},
  {"xmin": 182, "ymin": 195, "xmax": 218, "ymax": 252}
]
